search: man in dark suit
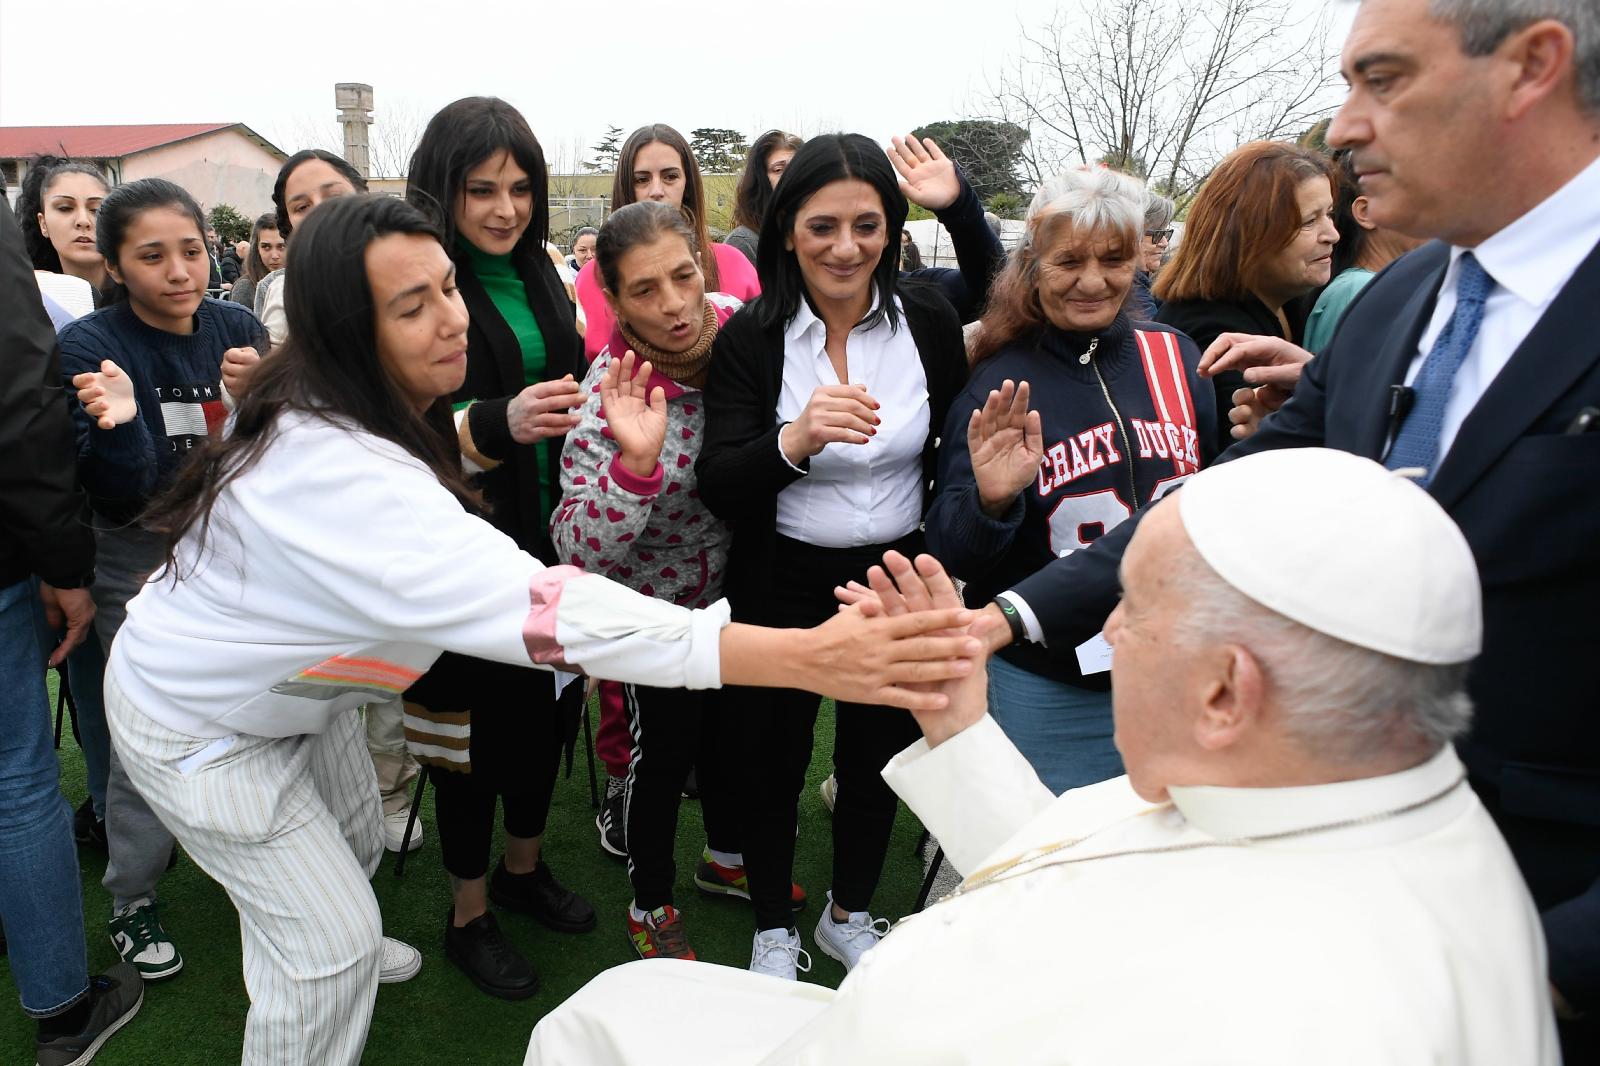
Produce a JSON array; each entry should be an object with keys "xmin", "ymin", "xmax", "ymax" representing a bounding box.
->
[{"xmin": 932, "ymin": 0, "xmax": 1599, "ymax": 1052}]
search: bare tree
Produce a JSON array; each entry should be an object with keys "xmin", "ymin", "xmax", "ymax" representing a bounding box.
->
[
  {"xmin": 269, "ymin": 96, "xmax": 429, "ymax": 178},
  {"xmin": 983, "ymin": 0, "xmax": 1339, "ymax": 202}
]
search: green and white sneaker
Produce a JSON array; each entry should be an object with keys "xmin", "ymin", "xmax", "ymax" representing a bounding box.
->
[{"xmin": 108, "ymin": 899, "xmax": 183, "ymax": 981}]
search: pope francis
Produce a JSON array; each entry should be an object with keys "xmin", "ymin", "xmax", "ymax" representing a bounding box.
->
[{"xmin": 526, "ymin": 449, "xmax": 1558, "ymax": 1065}]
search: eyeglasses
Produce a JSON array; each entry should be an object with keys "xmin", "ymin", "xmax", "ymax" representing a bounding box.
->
[{"xmin": 1145, "ymin": 229, "xmax": 1173, "ymax": 242}]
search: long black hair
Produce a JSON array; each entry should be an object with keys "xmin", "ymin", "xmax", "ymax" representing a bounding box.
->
[
  {"xmin": 143, "ymin": 195, "xmax": 478, "ymax": 577},
  {"xmin": 271, "ymin": 149, "xmax": 368, "ymax": 237},
  {"xmin": 95, "ymin": 178, "xmax": 208, "ymax": 306},
  {"xmin": 752, "ymin": 132, "xmax": 907, "ymax": 333},
  {"xmin": 17, "ymin": 155, "xmax": 110, "ymax": 271},
  {"xmin": 406, "ymin": 96, "xmax": 551, "ymax": 256},
  {"xmin": 732, "ymin": 129, "xmax": 803, "ymax": 232}
]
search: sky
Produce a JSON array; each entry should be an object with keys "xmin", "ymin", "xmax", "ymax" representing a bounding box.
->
[{"xmin": 0, "ymin": 0, "xmax": 1356, "ymax": 172}]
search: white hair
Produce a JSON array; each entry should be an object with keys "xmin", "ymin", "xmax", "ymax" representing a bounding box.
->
[
  {"xmin": 1168, "ymin": 543, "xmax": 1473, "ymax": 763},
  {"xmin": 1429, "ymin": 0, "xmax": 1600, "ymax": 111},
  {"xmin": 1024, "ymin": 166, "xmax": 1146, "ymax": 252}
]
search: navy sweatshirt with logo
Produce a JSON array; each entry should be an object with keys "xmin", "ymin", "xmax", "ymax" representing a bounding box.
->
[
  {"xmin": 57, "ymin": 297, "xmax": 264, "ymax": 526},
  {"xmin": 926, "ymin": 314, "xmax": 1217, "ymax": 687}
]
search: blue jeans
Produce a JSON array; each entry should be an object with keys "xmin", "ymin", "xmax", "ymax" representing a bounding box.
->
[
  {"xmin": 0, "ymin": 579, "xmax": 89, "ymax": 1017},
  {"xmin": 30, "ymin": 578, "xmax": 110, "ymax": 820},
  {"xmin": 986, "ymin": 655, "xmax": 1123, "ymax": 795}
]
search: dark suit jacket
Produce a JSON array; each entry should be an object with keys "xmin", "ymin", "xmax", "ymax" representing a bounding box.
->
[{"xmin": 1009, "ymin": 237, "xmax": 1600, "ymax": 1011}]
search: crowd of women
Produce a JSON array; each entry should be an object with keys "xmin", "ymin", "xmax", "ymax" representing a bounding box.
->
[{"xmin": 13, "ymin": 92, "xmax": 1396, "ymax": 1064}]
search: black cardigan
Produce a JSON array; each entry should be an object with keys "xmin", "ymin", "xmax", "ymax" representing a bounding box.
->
[
  {"xmin": 696, "ymin": 281, "xmax": 968, "ymax": 613},
  {"xmin": 454, "ymin": 244, "xmax": 586, "ymax": 561},
  {"xmin": 1156, "ymin": 293, "xmax": 1311, "ymax": 455}
]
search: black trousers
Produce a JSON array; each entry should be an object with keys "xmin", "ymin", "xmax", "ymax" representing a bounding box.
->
[
  {"xmin": 622, "ymin": 684, "xmax": 744, "ymax": 910},
  {"xmin": 419, "ymin": 654, "xmax": 580, "ymax": 881},
  {"xmin": 729, "ymin": 531, "xmax": 924, "ymax": 931}
]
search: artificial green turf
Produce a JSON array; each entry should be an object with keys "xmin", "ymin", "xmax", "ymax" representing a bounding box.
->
[{"xmin": 1, "ymin": 687, "xmax": 932, "ymax": 1063}]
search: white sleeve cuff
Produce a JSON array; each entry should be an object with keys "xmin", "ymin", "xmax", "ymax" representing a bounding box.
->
[
  {"xmin": 777, "ymin": 424, "xmax": 808, "ymax": 475},
  {"xmin": 994, "ymin": 591, "xmax": 1046, "ymax": 646},
  {"xmin": 684, "ymin": 599, "xmax": 732, "ymax": 690},
  {"xmin": 882, "ymin": 714, "xmax": 1056, "ymax": 875},
  {"xmin": 455, "ymin": 406, "xmax": 486, "ymax": 475}
]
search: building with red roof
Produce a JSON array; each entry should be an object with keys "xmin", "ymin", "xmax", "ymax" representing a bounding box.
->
[{"xmin": 1, "ymin": 123, "xmax": 289, "ymax": 216}]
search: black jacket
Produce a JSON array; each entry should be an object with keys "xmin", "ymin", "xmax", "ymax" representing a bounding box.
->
[
  {"xmin": 1009, "ymin": 238, "xmax": 1600, "ymax": 1012},
  {"xmin": 0, "ymin": 197, "xmax": 95, "ymax": 589},
  {"xmin": 453, "ymin": 245, "xmax": 586, "ymax": 561},
  {"xmin": 696, "ymin": 282, "xmax": 968, "ymax": 614},
  {"xmin": 1157, "ymin": 294, "xmax": 1308, "ymax": 456}
]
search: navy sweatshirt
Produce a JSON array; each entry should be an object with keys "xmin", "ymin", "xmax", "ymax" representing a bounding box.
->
[
  {"xmin": 58, "ymin": 298, "xmax": 264, "ymax": 525},
  {"xmin": 925, "ymin": 314, "xmax": 1218, "ymax": 686}
]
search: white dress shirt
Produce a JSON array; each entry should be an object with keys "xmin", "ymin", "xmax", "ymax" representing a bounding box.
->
[
  {"xmin": 1408, "ymin": 152, "xmax": 1600, "ymax": 458},
  {"xmin": 775, "ymin": 295, "xmax": 929, "ymax": 549}
]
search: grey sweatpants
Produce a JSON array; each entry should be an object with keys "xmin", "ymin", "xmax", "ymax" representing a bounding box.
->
[{"xmin": 92, "ymin": 525, "xmax": 178, "ymax": 911}]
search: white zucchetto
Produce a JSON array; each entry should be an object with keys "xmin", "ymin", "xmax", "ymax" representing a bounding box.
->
[{"xmin": 1176, "ymin": 448, "xmax": 1482, "ymax": 664}]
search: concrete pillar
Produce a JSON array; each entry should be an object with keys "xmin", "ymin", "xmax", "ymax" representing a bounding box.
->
[{"xmin": 335, "ymin": 83, "xmax": 375, "ymax": 179}]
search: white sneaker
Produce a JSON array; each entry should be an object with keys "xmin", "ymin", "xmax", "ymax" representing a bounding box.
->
[
  {"xmin": 383, "ymin": 808, "xmax": 423, "ymax": 853},
  {"xmin": 378, "ymin": 936, "xmax": 422, "ymax": 983},
  {"xmin": 749, "ymin": 927, "xmax": 811, "ymax": 981},
  {"xmin": 814, "ymin": 892, "xmax": 890, "ymax": 972},
  {"xmin": 818, "ymin": 774, "xmax": 837, "ymax": 813}
]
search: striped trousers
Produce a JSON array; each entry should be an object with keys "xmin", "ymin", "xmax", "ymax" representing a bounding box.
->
[{"xmin": 105, "ymin": 665, "xmax": 385, "ymax": 1065}]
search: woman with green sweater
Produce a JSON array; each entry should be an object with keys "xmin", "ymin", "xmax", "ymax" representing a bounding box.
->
[{"xmin": 403, "ymin": 96, "xmax": 592, "ymax": 1000}]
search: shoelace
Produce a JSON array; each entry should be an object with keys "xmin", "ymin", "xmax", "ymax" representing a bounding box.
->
[
  {"xmin": 754, "ymin": 933, "xmax": 813, "ymax": 974},
  {"xmin": 119, "ymin": 904, "xmax": 161, "ymax": 948},
  {"xmin": 648, "ymin": 909, "xmax": 692, "ymax": 955},
  {"xmin": 831, "ymin": 913, "xmax": 891, "ymax": 947}
]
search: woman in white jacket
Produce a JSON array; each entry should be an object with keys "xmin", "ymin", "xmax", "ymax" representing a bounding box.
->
[{"xmin": 73, "ymin": 194, "xmax": 979, "ymax": 1066}]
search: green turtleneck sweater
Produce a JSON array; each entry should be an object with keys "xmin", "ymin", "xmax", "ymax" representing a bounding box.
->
[{"xmin": 459, "ymin": 240, "xmax": 556, "ymax": 526}]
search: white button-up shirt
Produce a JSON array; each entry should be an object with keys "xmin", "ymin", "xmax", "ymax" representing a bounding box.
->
[
  {"xmin": 775, "ymin": 295, "xmax": 929, "ymax": 549},
  {"xmin": 1410, "ymin": 151, "xmax": 1600, "ymax": 457}
]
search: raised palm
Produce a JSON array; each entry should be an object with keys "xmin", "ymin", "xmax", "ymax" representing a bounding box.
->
[
  {"xmin": 601, "ymin": 350, "xmax": 668, "ymax": 475},
  {"xmin": 72, "ymin": 359, "xmax": 138, "ymax": 430},
  {"xmin": 969, "ymin": 379, "xmax": 1044, "ymax": 516}
]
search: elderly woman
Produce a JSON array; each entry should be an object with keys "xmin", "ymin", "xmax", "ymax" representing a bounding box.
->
[
  {"xmin": 925, "ymin": 166, "xmax": 1218, "ymax": 794},
  {"xmin": 1153, "ymin": 141, "xmax": 1337, "ymax": 454},
  {"xmin": 1130, "ymin": 190, "xmax": 1175, "ymax": 319}
]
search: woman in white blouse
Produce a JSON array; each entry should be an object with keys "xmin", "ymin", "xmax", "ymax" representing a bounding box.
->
[{"xmin": 697, "ymin": 133, "xmax": 969, "ymax": 981}]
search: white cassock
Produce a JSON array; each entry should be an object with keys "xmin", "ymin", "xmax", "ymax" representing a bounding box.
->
[{"xmin": 527, "ymin": 716, "xmax": 1558, "ymax": 1065}]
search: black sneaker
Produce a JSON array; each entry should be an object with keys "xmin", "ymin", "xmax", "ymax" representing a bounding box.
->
[
  {"xmin": 74, "ymin": 798, "xmax": 107, "ymax": 851},
  {"xmin": 488, "ymin": 859, "xmax": 597, "ymax": 933},
  {"xmin": 443, "ymin": 909, "xmax": 539, "ymax": 1001},
  {"xmin": 595, "ymin": 775, "xmax": 627, "ymax": 858},
  {"xmin": 36, "ymin": 961, "xmax": 143, "ymax": 1066}
]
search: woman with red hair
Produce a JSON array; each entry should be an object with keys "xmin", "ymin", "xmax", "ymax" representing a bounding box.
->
[{"xmin": 1154, "ymin": 141, "xmax": 1338, "ymax": 454}]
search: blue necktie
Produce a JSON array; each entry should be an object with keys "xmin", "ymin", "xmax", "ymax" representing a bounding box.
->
[{"xmin": 1385, "ymin": 253, "xmax": 1494, "ymax": 486}]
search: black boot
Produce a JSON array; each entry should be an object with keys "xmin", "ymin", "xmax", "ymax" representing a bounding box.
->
[
  {"xmin": 443, "ymin": 909, "xmax": 539, "ymax": 1000},
  {"xmin": 488, "ymin": 859, "xmax": 597, "ymax": 933}
]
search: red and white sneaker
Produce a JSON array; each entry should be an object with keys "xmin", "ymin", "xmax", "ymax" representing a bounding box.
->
[
  {"xmin": 626, "ymin": 904, "xmax": 696, "ymax": 961},
  {"xmin": 693, "ymin": 851, "xmax": 807, "ymax": 912}
]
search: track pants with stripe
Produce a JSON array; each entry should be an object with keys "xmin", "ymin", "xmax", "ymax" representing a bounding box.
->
[{"xmin": 105, "ymin": 664, "xmax": 385, "ymax": 1066}]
